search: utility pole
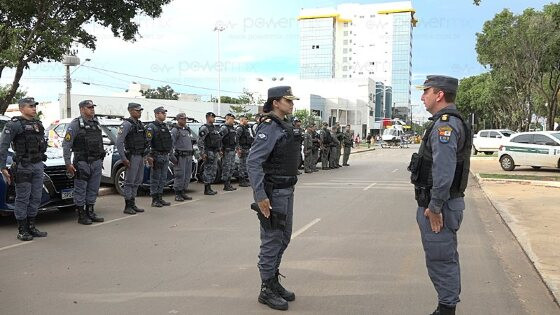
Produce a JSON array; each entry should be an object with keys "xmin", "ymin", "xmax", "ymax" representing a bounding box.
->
[
  {"xmin": 62, "ymin": 55, "xmax": 80, "ymax": 118},
  {"xmin": 214, "ymin": 24, "xmax": 225, "ymax": 116}
]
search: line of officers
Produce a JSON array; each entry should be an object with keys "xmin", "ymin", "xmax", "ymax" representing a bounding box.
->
[{"xmin": 0, "ymin": 97, "xmax": 354, "ymax": 241}]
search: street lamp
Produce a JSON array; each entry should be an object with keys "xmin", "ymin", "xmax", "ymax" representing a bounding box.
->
[
  {"xmin": 214, "ymin": 24, "xmax": 225, "ymax": 116},
  {"xmin": 62, "ymin": 55, "xmax": 81, "ymax": 118}
]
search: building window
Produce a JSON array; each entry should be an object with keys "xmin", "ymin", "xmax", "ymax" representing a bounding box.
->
[
  {"xmin": 344, "ymin": 22, "xmax": 349, "ymax": 27},
  {"xmin": 343, "ymin": 48, "xmax": 348, "ymax": 53},
  {"xmin": 343, "ymin": 57, "xmax": 348, "ymax": 62},
  {"xmin": 344, "ymin": 31, "xmax": 348, "ymax": 36},
  {"xmin": 343, "ymin": 40, "xmax": 348, "ymax": 45},
  {"xmin": 370, "ymin": 62, "xmax": 375, "ymax": 65}
]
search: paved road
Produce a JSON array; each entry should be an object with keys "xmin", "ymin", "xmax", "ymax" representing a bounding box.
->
[{"xmin": 0, "ymin": 147, "xmax": 558, "ymax": 314}]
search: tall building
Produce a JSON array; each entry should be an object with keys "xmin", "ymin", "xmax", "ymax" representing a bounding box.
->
[{"xmin": 298, "ymin": 2, "xmax": 415, "ymax": 120}]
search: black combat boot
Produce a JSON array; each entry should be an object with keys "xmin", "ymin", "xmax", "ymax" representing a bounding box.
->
[
  {"xmin": 430, "ymin": 304, "xmax": 456, "ymax": 315},
  {"xmin": 175, "ymin": 190, "xmax": 185, "ymax": 201},
  {"xmin": 258, "ymin": 278, "xmax": 289, "ymax": 311},
  {"xmin": 151, "ymin": 195, "xmax": 163, "ymax": 207},
  {"xmin": 16, "ymin": 219, "xmax": 33, "ymax": 241},
  {"xmin": 131, "ymin": 198, "xmax": 144, "ymax": 213},
  {"xmin": 86, "ymin": 204, "xmax": 104, "ymax": 222},
  {"xmin": 238, "ymin": 178, "xmax": 250, "ymax": 187},
  {"xmin": 124, "ymin": 199, "xmax": 137, "ymax": 214},
  {"xmin": 180, "ymin": 191, "xmax": 193, "ymax": 200},
  {"xmin": 223, "ymin": 181, "xmax": 237, "ymax": 191},
  {"xmin": 204, "ymin": 184, "xmax": 217, "ymax": 195},
  {"xmin": 77, "ymin": 205, "xmax": 92, "ymax": 225},
  {"xmin": 272, "ymin": 271, "xmax": 295, "ymax": 302},
  {"xmin": 159, "ymin": 194, "xmax": 171, "ymax": 206},
  {"xmin": 27, "ymin": 217, "xmax": 47, "ymax": 237}
]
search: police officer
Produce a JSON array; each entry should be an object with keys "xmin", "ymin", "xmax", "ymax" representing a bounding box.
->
[
  {"xmin": 116, "ymin": 103, "xmax": 148, "ymax": 215},
  {"xmin": 311, "ymin": 123, "xmax": 321, "ymax": 172},
  {"xmin": 409, "ymin": 75, "xmax": 471, "ymax": 315},
  {"xmin": 220, "ymin": 113, "xmax": 237, "ymax": 191},
  {"xmin": 146, "ymin": 106, "xmax": 172, "ymax": 207},
  {"xmin": 236, "ymin": 115, "xmax": 253, "ymax": 187},
  {"xmin": 63, "ymin": 100, "xmax": 105, "ymax": 225},
  {"xmin": 293, "ymin": 118, "xmax": 304, "ymax": 175},
  {"xmin": 198, "ymin": 112, "xmax": 221, "ymax": 195},
  {"xmin": 329, "ymin": 126, "xmax": 340, "ymax": 169},
  {"xmin": 303, "ymin": 124, "xmax": 314, "ymax": 173},
  {"xmin": 342, "ymin": 124, "xmax": 354, "ymax": 166},
  {"xmin": 247, "ymin": 86, "xmax": 300, "ymax": 311},
  {"xmin": 171, "ymin": 113, "xmax": 194, "ymax": 201},
  {"xmin": 335, "ymin": 123, "xmax": 344, "ymax": 167},
  {"xmin": 0, "ymin": 98, "xmax": 48, "ymax": 240},
  {"xmin": 319, "ymin": 122, "xmax": 331, "ymax": 170}
]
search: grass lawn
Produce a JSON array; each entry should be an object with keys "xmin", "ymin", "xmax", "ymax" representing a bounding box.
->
[{"xmin": 479, "ymin": 173, "xmax": 560, "ymax": 182}]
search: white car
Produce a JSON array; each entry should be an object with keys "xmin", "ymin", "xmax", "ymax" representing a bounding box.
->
[
  {"xmin": 498, "ymin": 131, "xmax": 560, "ymax": 171},
  {"xmin": 473, "ymin": 129, "xmax": 515, "ymax": 155}
]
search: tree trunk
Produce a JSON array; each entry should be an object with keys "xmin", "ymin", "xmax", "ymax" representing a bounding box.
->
[{"xmin": 0, "ymin": 60, "xmax": 26, "ymax": 114}]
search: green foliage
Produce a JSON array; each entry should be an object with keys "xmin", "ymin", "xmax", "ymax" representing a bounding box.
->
[
  {"xmin": 141, "ymin": 85, "xmax": 178, "ymax": 100},
  {"xmin": 0, "ymin": 84, "xmax": 26, "ymax": 104},
  {"xmin": 475, "ymin": 4, "xmax": 560, "ymax": 130},
  {"xmin": 292, "ymin": 109, "xmax": 320, "ymax": 128},
  {"xmin": 0, "ymin": 0, "xmax": 172, "ymax": 113}
]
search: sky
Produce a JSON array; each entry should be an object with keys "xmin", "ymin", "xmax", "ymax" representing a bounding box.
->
[{"xmin": 0, "ymin": 0, "xmax": 555, "ymax": 119}]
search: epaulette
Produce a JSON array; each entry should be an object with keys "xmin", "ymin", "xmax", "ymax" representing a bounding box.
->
[
  {"xmin": 262, "ymin": 118, "xmax": 272, "ymax": 124},
  {"xmin": 441, "ymin": 114, "xmax": 449, "ymax": 122}
]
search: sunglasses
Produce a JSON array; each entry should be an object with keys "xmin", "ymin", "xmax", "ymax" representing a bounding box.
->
[
  {"xmin": 85, "ymin": 105, "xmax": 96, "ymax": 109},
  {"xmin": 26, "ymin": 104, "xmax": 37, "ymax": 108},
  {"xmin": 133, "ymin": 109, "xmax": 143, "ymax": 112}
]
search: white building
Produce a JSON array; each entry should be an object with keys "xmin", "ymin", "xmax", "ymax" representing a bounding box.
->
[{"xmin": 298, "ymin": 1, "xmax": 415, "ymax": 126}]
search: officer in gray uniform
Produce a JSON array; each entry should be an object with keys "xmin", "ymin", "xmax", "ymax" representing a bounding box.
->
[
  {"xmin": 342, "ymin": 125, "xmax": 354, "ymax": 166},
  {"xmin": 335, "ymin": 123, "xmax": 344, "ymax": 167},
  {"xmin": 0, "ymin": 97, "xmax": 48, "ymax": 241},
  {"xmin": 319, "ymin": 122, "xmax": 331, "ymax": 169},
  {"xmin": 63, "ymin": 100, "xmax": 105, "ymax": 225},
  {"xmin": 329, "ymin": 126, "xmax": 340, "ymax": 168},
  {"xmin": 116, "ymin": 102, "xmax": 148, "ymax": 215},
  {"xmin": 146, "ymin": 106, "xmax": 172, "ymax": 207},
  {"xmin": 303, "ymin": 124, "xmax": 314, "ymax": 173},
  {"xmin": 170, "ymin": 113, "xmax": 194, "ymax": 201},
  {"xmin": 408, "ymin": 75, "xmax": 471, "ymax": 315},
  {"xmin": 235, "ymin": 115, "xmax": 253, "ymax": 187},
  {"xmin": 247, "ymin": 86, "xmax": 300, "ymax": 311},
  {"xmin": 220, "ymin": 113, "xmax": 238, "ymax": 191},
  {"xmin": 198, "ymin": 112, "xmax": 221, "ymax": 195},
  {"xmin": 293, "ymin": 119, "xmax": 303, "ymax": 175},
  {"xmin": 311, "ymin": 124, "xmax": 320, "ymax": 172}
]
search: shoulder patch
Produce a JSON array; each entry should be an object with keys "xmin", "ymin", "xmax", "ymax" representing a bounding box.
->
[
  {"xmin": 437, "ymin": 125, "xmax": 452, "ymax": 143},
  {"xmin": 4, "ymin": 128, "xmax": 10, "ymax": 134},
  {"xmin": 263, "ymin": 118, "xmax": 272, "ymax": 124},
  {"xmin": 146, "ymin": 130, "xmax": 153, "ymax": 139},
  {"xmin": 257, "ymin": 132, "xmax": 268, "ymax": 141},
  {"xmin": 441, "ymin": 114, "xmax": 449, "ymax": 121},
  {"xmin": 64, "ymin": 132, "xmax": 72, "ymax": 142},
  {"xmin": 118, "ymin": 126, "xmax": 124, "ymax": 134}
]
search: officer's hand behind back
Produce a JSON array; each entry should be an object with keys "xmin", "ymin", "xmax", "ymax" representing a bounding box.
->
[{"xmin": 1, "ymin": 168, "xmax": 11, "ymax": 185}]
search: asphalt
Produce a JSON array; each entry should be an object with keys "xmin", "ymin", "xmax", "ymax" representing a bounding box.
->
[{"xmin": 0, "ymin": 146, "xmax": 558, "ymax": 314}]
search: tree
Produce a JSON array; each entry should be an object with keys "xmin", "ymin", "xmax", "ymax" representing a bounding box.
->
[
  {"xmin": 0, "ymin": 84, "xmax": 26, "ymax": 105},
  {"xmin": 141, "ymin": 85, "xmax": 178, "ymax": 100},
  {"xmin": 0, "ymin": 0, "xmax": 172, "ymax": 114},
  {"xmin": 292, "ymin": 109, "xmax": 320, "ymax": 127}
]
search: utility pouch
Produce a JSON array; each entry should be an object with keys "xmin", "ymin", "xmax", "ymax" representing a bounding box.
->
[
  {"xmin": 408, "ymin": 153, "xmax": 422, "ymax": 184},
  {"xmin": 414, "ymin": 186, "xmax": 431, "ymax": 208},
  {"xmin": 15, "ymin": 169, "xmax": 33, "ymax": 184}
]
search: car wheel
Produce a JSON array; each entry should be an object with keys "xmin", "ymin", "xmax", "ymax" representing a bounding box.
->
[
  {"xmin": 484, "ymin": 151, "xmax": 493, "ymax": 155},
  {"xmin": 531, "ymin": 166, "xmax": 542, "ymax": 170},
  {"xmin": 499, "ymin": 155, "xmax": 515, "ymax": 171},
  {"xmin": 472, "ymin": 145, "xmax": 479, "ymax": 155},
  {"xmin": 114, "ymin": 165, "xmax": 126, "ymax": 196}
]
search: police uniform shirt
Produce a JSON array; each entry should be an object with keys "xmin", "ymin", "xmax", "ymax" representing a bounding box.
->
[
  {"xmin": 220, "ymin": 124, "xmax": 237, "ymax": 148},
  {"xmin": 145, "ymin": 121, "xmax": 171, "ymax": 153},
  {"xmin": 171, "ymin": 125, "xmax": 193, "ymax": 151},
  {"xmin": 0, "ymin": 117, "xmax": 44, "ymax": 169},
  {"xmin": 198, "ymin": 124, "xmax": 221, "ymax": 153},
  {"xmin": 236, "ymin": 124, "xmax": 253, "ymax": 150},
  {"xmin": 115, "ymin": 118, "xmax": 146, "ymax": 160},
  {"xmin": 246, "ymin": 117, "xmax": 285, "ymax": 202},
  {"xmin": 62, "ymin": 115, "xmax": 99, "ymax": 165},
  {"xmin": 427, "ymin": 104, "xmax": 466, "ymax": 213}
]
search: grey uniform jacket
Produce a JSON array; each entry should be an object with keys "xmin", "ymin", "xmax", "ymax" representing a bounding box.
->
[
  {"xmin": 116, "ymin": 118, "xmax": 147, "ymax": 160},
  {"xmin": 0, "ymin": 118, "xmax": 44, "ymax": 169},
  {"xmin": 62, "ymin": 116, "xmax": 99, "ymax": 166}
]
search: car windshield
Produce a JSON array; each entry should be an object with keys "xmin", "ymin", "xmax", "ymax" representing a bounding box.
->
[
  {"xmin": 500, "ymin": 130, "xmax": 514, "ymax": 137},
  {"xmin": 551, "ymin": 133, "xmax": 560, "ymax": 141},
  {"xmin": 104, "ymin": 125, "xmax": 120, "ymax": 138},
  {"xmin": 383, "ymin": 129, "xmax": 398, "ymax": 136}
]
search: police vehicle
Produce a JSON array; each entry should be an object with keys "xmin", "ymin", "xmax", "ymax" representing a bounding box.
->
[
  {"xmin": 0, "ymin": 115, "xmax": 74, "ymax": 216},
  {"xmin": 498, "ymin": 131, "xmax": 560, "ymax": 171},
  {"xmin": 46, "ymin": 115, "xmax": 197, "ymax": 196}
]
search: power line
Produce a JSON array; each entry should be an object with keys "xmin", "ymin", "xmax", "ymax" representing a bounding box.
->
[{"xmin": 81, "ymin": 65, "xmax": 244, "ymax": 95}]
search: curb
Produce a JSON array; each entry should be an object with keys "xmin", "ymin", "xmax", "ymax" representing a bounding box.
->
[
  {"xmin": 471, "ymin": 170, "xmax": 560, "ymax": 306},
  {"xmin": 351, "ymin": 148, "xmax": 378, "ymax": 154},
  {"xmin": 475, "ymin": 174, "xmax": 560, "ymax": 189}
]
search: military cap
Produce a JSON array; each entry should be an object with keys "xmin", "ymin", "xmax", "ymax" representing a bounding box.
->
[
  {"xmin": 263, "ymin": 86, "xmax": 299, "ymax": 112},
  {"xmin": 128, "ymin": 102, "xmax": 143, "ymax": 110},
  {"xmin": 416, "ymin": 75, "xmax": 458, "ymax": 93},
  {"xmin": 322, "ymin": 122, "xmax": 328, "ymax": 126},
  {"xmin": 18, "ymin": 97, "xmax": 38, "ymax": 106},
  {"xmin": 176, "ymin": 112, "xmax": 187, "ymax": 119},
  {"xmin": 225, "ymin": 113, "xmax": 235, "ymax": 119},
  {"xmin": 206, "ymin": 112, "xmax": 216, "ymax": 118},
  {"xmin": 79, "ymin": 100, "xmax": 96, "ymax": 107},
  {"xmin": 154, "ymin": 106, "xmax": 167, "ymax": 113}
]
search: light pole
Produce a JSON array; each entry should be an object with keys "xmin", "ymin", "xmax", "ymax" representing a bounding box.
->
[
  {"xmin": 62, "ymin": 55, "xmax": 80, "ymax": 118},
  {"xmin": 214, "ymin": 24, "xmax": 225, "ymax": 116}
]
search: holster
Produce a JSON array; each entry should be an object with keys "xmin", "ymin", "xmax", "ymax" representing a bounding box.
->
[
  {"xmin": 250, "ymin": 203, "xmax": 286, "ymax": 231},
  {"xmin": 408, "ymin": 153, "xmax": 421, "ymax": 184},
  {"xmin": 74, "ymin": 163, "xmax": 91, "ymax": 181},
  {"xmin": 414, "ymin": 186, "xmax": 431, "ymax": 208},
  {"xmin": 14, "ymin": 164, "xmax": 32, "ymax": 184}
]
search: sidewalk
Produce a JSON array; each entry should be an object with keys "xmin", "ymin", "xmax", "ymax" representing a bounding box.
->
[{"xmin": 471, "ymin": 158, "xmax": 560, "ymax": 305}]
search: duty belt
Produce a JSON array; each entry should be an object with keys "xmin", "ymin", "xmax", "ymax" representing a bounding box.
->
[
  {"xmin": 174, "ymin": 150, "xmax": 193, "ymax": 156},
  {"xmin": 151, "ymin": 151, "xmax": 169, "ymax": 155}
]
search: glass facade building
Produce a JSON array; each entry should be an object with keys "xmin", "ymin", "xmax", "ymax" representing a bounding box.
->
[
  {"xmin": 391, "ymin": 12, "xmax": 413, "ymax": 112},
  {"xmin": 300, "ymin": 18, "xmax": 336, "ymax": 79}
]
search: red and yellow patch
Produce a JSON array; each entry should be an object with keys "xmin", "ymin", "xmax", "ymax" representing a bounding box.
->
[{"xmin": 437, "ymin": 125, "xmax": 452, "ymax": 143}]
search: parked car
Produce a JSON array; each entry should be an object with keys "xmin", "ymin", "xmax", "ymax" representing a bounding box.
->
[
  {"xmin": 0, "ymin": 115, "xmax": 74, "ymax": 216},
  {"xmin": 498, "ymin": 131, "xmax": 560, "ymax": 171},
  {"xmin": 46, "ymin": 115, "xmax": 198, "ymax": 196},
  {"xmin": 472, "ymin": 129, "xmax": 515, "ymax": 155}
]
